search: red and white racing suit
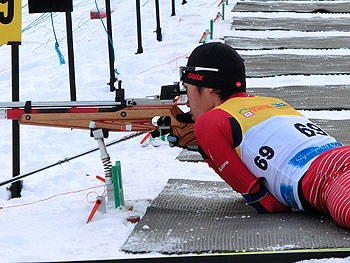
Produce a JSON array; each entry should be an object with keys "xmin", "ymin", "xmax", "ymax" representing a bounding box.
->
[{"xmin": 194, "ymin": 92, "xmax": 350, "ymax": 228}]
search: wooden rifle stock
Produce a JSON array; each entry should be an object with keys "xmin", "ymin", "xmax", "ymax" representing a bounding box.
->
[{"xmin": 17, "ymin": 104, "xmax": 197, "ymax": 147}]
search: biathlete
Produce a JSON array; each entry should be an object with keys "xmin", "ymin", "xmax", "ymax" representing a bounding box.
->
[{"xmin": 169, "ymin": 42, "xmax": 350, "ymax": 229}]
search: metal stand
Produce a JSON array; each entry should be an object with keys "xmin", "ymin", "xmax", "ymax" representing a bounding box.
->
[
  {"xmin": 105, "ymin": 0, "xmax": 117, "ymax": 92},
  {"xmin": 90, "ymin": 125, "xmax": 114, "ymax": 203},
  {"xmin": 10, "ymin": 43, "xmax": 22, "ymax": 198},
  {"xmin": 171, "ymin": 0, "xmax": 176, "ymax": 16},
  {"xmin": 65, "ymin": 11, "xmax": 77, "ymax": 101},
  {"xmin": 154, "ymin": 0, "xmax": 162, "ymax": 41},
  {"xmin": 135, "ymin": 0, "xmax": 143, "ymax": 54}
]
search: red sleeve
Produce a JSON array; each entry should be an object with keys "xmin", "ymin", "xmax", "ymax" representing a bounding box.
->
[
  {"xmin": 195, "ymin": 109, "xmax": 258, "ymax": 192},
  {"xmin": 194, "ymin": 108, "xmax": 291, "ymax": 213}
]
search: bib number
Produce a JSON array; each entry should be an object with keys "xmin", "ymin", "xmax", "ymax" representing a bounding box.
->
[
  {"xmin": 254, "ymin": 146, "xmax": 274, "ymax": 171},
  {"xmin": 294, "ymin": 122, "xmax": 328, "ymax": 137}
]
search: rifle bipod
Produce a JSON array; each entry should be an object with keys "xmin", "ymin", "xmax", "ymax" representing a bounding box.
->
[{"xmin": 90, "ymin": 122, "xmax": 114, "ymax": 203}]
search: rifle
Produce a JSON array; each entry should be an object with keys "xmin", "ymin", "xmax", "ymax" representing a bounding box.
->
[
  {"xmin": 0, "ymin": 82, "xmax": 197, "ymax": 147},
  {"xmin": 0, "ymin": 82, "xmax": 196, "ymax": 192}
]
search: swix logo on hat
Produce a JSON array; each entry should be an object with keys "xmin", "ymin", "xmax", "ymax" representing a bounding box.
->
[{"xmin": 187, "ymin": 72, "xmax": 204, "ymax": 81}]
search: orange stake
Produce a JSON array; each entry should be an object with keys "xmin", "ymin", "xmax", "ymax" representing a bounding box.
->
[
  {"xmin": 199, "ymin": 32, "xmax": 207, "ymax": 43},
  {"xmin": 213, "ymin": 15, "xmax": 219, "ymax": 22},
  {"xmin": 86, "ymin": 198, "xmax": 102, "ymax": 223},
  {"xmin": 96, "ymin": 175, "xmax": 105, "ymax": 183},
  {"xmin": 140, "ymin": 132, "xmax": 151, "ymax": 144}
]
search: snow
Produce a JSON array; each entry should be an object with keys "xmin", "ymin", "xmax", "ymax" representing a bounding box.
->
[{"xmin": 0, "ymin": 0, "xmax": 349, "ymax": 262}]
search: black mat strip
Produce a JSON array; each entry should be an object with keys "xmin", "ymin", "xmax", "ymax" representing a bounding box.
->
[
  {"xmin": 240, "ymin": 54, "xmax": 350, "ymax": 77},
  {"xmin": 224, "ymin": 36, "xmax": 350, "ymax": 50},
  {"xmin": 122, "ymin": 179, "xmax": 350, "ymax": 254},
  {"xmin": 247, "ymin": 85, "xmax": 350, "ymax": 110},
  {"xmin": 232, "ymin": 16, "xmax": 350, "ymax": 31},
  {"xmin": 233, "ymin": 1, "xmax": 350, "ymax": 13},
  {"xmin": 44, "ymin": 249, "xmax": 350, "ymax": 263},
  {"xmin": 45, "ymin": 249, "xmax": 350, "ymax": 263}
]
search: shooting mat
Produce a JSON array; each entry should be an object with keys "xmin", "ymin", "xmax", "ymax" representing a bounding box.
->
[
  {"xmin": 232, "ymin": 1, "xmax": 350, "ymax": 13},
  {"xmin": 232, "ymin": 16, "xmax": 350, "ymax": 31},
  {"xmin": 247, "ymin": 85, "xmax": 350, "ymax": 110},
  {"xmin": 224, "ymin": 36, "xmax": 350, "ymax": 50},
  {"xmin": 240, "ymin": 54, "xmax": 350, "ymax": 77},
  {"xmin": 122, "ymin": 179, "xmax": 350, "ymax": 254}
]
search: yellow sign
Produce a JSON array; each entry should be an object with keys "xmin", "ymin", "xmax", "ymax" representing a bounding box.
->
[{"xmin": 0, "ymin": 0, "xmax": 21, "ymax": 45}]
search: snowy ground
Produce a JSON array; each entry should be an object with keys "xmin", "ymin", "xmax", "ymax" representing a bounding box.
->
[{"xmin": 0, "ymin": 0, "xmax": 350, "ymax": 262}]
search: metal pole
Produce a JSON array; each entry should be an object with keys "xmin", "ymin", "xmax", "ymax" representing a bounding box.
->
[
  {"xmin": 105, "ymin": 0, "xmax": 117, "ymax": 92},
  {"xmin": 65, "ymin": 11, "xmax": 77, "ymax": 101},
  {"xmin": 11, "ymin": 43, "xmax": 22, "ymax": 198},
  {"xmin": 154, "ymin": 0, "xmax": 162, "ymax": 41},
  {"xmin": 135, "ymin": 0, "xmax": 143, "ymax": 54},
  {"xmin": 171, "ymin": 0, "xmax": 175, "ymax": 16}
]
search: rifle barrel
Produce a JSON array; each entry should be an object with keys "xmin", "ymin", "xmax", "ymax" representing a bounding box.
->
[
  {"xmin": 0, "ymin": 101, "xmax": 121, "ymax": 109},
  {"xmin": 0, "ymin": 98, "xmax": 181, "ymax": 110}
]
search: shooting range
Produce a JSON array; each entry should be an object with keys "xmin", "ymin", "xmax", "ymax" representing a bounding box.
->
[{"xmin": 0, "ymin": 0, "xmax": 350, "ymax": 262}]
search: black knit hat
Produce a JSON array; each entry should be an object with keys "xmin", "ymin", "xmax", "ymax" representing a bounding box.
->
[{"xmin": 181, "ymin": 42, "xmax": 246, "ymax": 91}]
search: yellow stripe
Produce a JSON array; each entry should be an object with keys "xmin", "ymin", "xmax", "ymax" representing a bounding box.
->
[
  {"xmin": 216, "ymin": 96, "xmax": 303, "ymax": 133},
  {"xmin": 215, "ymin": 96, "xmax": 303, "ymax": 156}
]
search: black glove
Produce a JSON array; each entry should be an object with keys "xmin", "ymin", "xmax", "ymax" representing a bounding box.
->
[{"xmin": 174, "ymin": 112, "xmax": 194, "ymax": 124}]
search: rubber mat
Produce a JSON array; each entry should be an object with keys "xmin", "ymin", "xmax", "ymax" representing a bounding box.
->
[
  {"xmin": 175, "ymin": 149, "xmax": 203, "ymax": 162},
  {"xmin": 247, "ymin": 85, "xmax": 350, "ymax": 110},
  {"xmin": 224, "ymin": 36, "xmax": 350, "ymax": 50},
  {"xmin": 233, "ymin": 1, "xmax": 350, "ymax": 13},
  {"xmin": 241, "ymin": 54, "xmax": 350, "ymax": 77},
  {"xmin": 232, "ymin": 17, "xmax": 350, "ymax": 31},
  {"xmin": 122, "ymin": 179, "xmax": 350, "ymax": 254}
]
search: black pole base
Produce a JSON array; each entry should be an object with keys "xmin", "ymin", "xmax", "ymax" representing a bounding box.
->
[
  {"xmin": 9, "ymin": 181, "xmax": 23, "ymax": 198},
  {"xmin": 156, "ymin": 28, "xmax": 162, "ymax": 42},
  {"xmin": 136, "ymin": 48, "xmax": 143, "ymax": 54}
]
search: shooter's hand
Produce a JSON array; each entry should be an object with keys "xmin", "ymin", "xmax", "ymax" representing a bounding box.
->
[{"xmin": 167, "ymin": 113, "xmax": 208, "ymax": 159}]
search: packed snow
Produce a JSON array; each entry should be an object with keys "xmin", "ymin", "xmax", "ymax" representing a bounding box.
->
[{"xmin": 0, "ymin": 0, "xmax": 350, "ymax": 262}]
